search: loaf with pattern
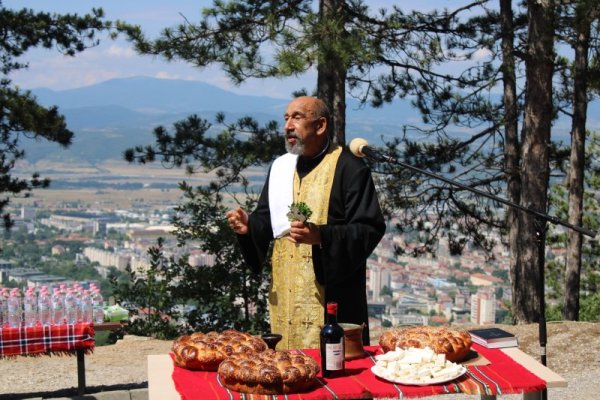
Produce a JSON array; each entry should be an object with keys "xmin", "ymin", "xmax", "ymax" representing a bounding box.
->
[
  {"xmin": 171, "ymin": 329, "xmax": 268, "ymax": 371},
  {"xmin": 218, "ymin": 349, "xmax": 321, "ymax": 394},
  {"xmin": 379, "ymin": 326, "xmax": 472, "ymax": 362}
]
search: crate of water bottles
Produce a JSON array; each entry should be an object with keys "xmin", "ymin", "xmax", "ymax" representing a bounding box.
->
[{"xmin": 0, "ymin": 283, "xmax": 105, "ymax": 328}]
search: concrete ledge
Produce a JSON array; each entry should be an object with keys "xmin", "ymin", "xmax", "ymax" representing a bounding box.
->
[
  {"xmin": 38, "ymin": 389, "xmax": 148, "ymax": 400},
  {"xmin": 129, "ymin": 389, "xmax": 148, "ymax": 400}
]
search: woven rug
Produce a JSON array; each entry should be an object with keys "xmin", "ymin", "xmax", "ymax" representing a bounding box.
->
[
  {"xmin": 171, "ymin": 344, "xmax": 546, "ymax": 399},
  {"xmin": 0, "ymin": 323, "xmax": 95, "ymax": 357}
]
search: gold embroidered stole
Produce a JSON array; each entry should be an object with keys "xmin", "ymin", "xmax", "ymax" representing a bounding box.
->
[{"xmin": 269, "ymin": 146, "xmax": 342, "ymax": 350}]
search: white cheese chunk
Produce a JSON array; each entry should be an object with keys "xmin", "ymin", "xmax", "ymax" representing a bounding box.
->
[{"xmin": 373, "ymin": 346, "xmax": 466, "ymax": 384}]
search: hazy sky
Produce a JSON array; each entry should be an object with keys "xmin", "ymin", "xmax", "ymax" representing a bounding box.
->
[{"xmin": 3, "ymin": 1, "xmax": 472, "ymax": 98}]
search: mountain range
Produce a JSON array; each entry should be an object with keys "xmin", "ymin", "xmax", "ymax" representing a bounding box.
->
[
  {"xmin": 24, "ymin": 76, "xmax": 419, "ymax": 164},
  {"xmin": 23, "ymin": 76, "xmax": 599, "ymax": 165}
]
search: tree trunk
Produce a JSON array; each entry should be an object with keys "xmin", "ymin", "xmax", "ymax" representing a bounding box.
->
[
  {"xmin": 500, "ymin": 0, "xmax": 522, "ymax": 324},
  {"xmin": 317, "ymin": 0, "xmax": 347, "ymax": 145},
  {"xmin": 514, "ymin": 0, "xmax": 554, "ymax": 324},
  {"xmin": 563, "ymin": 3, "xmax": 591, "ymax": 321}
]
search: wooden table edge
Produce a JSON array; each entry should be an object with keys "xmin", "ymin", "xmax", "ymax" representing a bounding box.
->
[
  {"xmin": 148, "ymin": 354, "xmax": 180, "ymax": 400},
  {"xmin": 500, "ymin": 347, "xmax": 568, "ymax": 388}
]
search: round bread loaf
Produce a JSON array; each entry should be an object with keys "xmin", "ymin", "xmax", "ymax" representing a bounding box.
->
[
  {"xmin": 218, "ymin": 349, "xmax": 321, "ymax": 395},
  {"xmin": 379, "ymin": 326, "xmax": 472, "ymax": 362},
  {"xmin": 172, "ymin": 329, "xmax": 268, "ymax": 371}
]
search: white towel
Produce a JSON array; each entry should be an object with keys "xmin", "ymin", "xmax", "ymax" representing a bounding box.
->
[{"xmin": 268, "ymin": 153, "xmax": 298, "ymax": 238}]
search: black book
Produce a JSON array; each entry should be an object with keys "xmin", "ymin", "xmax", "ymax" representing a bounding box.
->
[{"xmin": 468, "ymin": 327, "xmax": 518, "ymax": 348}]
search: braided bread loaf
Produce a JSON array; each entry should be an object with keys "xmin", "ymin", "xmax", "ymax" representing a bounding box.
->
[
  {"xmin": 172, "ymin": 329, "xmax": 268, "ymax": 371},
  {"xmin": 379, "ymin": 326, "xmax": 472, "ymax": 362},
  {"xmin": 218, "ymin": 349, "xmax": 321, "ymax": 395}
]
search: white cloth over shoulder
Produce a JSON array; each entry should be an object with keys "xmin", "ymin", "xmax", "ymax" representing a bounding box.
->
[{"xmin": 268, "ymin": 153, "xmax": 298, "ymax": 238}]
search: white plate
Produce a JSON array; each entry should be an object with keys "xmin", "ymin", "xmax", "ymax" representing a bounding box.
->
[{"xmin": 370, "ymin": 365, "xmax": 467, "ymax": 386}]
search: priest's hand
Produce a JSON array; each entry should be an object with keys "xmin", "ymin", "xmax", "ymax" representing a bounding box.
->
[
  {"xmin": 288, "ymin": 221, "xmax": 321, "ymax": 245},
  {"xmin": 226, "ymin": 208, "xmax": 249, "ymax": 235}
]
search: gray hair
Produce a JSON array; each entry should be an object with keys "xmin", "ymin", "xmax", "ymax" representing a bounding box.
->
[{"xmin": 313, "ymin": 98, "xmax": 337, "ymax": 145}]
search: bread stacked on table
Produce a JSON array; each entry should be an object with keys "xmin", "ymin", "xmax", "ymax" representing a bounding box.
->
[
  {"xmin": 218, "ymin": 348, "xmax": 320, "ymax": 395},
  {"xmin": 379, "ymin": 326, "xmax": 472, "ymax": 362},
  {"xmin": 171, "ymin": 329, "xmax": 320, "ymax": 395},
  {"xmin": 172, "ymin": 329, "xmax": 268, "ymax": 371}
]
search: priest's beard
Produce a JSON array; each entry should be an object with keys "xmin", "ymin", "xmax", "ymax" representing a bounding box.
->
[{"xmin": 285, "ymin": 137, "xmax": 305, "ymax": 155}]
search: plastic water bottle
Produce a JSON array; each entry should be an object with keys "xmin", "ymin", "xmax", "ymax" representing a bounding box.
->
[
  {"xmin": 89, "ymin": 283, "xmax": 98, "ymax": 297},
  {"xmin": 23, "ymin": 289, "xmax": 37, "ymax": 327},
  {"xmin": 7, "ymin": 292, "xmax": 22, "ymax": 328},
  {"xmin": 91, "ymin": 288, "xmax": 105, "ymax": 324},
  {"xmin": 0, "ymin": 294, "xmax": 3, "ymax": 327},
  {"xmin": 79, "ymin": 290, "xmax": 93, "ymax": 323},
  {"xmin": 64, "ymin": 288, "xmax": 78, "ymax": 324},
  {"xmin": 0, "ymin": 288, "xmax": 9, "ymax": 326},
  {"xmin": 38, "ymin": 287, "xmax": 52, "ymax": 326},
  {"xmin": 9, "ymin": 288, "xmax": 22, "ymax": 326},
  {"xmin": 51, "ymin": 288, "xmax": 65, "ymax": 325},
  {"xmin": 70, "ymin": 285, "xmax": 80, "ymax": 322}
]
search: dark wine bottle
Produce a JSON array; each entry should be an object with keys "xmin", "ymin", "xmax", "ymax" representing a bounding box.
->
[{"xmin": 320, "ymin": 302, "xmax": 345, "ymax": 377}]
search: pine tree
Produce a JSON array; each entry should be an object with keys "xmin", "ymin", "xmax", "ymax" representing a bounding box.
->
[
  {"xmin": 555, "ymin": 0, "xmax": 600, "ymax": 320},
  {"xmin": 0, "ymin": 2, "xmax": 110, "ymax": 231}
]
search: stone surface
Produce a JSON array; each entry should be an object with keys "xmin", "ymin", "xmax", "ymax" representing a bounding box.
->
[{"xmin": 129, "ymin": 389, "xmax": 148, "ymax": 400}]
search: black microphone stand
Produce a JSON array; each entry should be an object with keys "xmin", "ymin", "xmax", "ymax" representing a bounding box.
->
[{"xmin": 361, "ymin": 146, "xmax": 596, "ymax": 395}]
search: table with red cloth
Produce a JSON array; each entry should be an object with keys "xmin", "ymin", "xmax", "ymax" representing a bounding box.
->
[
  {"xmin": 0, "ymin": 323, "xmax": 95, "ymax": 357},
  {"xmin": 161, "ymin": 344, "xmax": 563, "ymax": 400}
]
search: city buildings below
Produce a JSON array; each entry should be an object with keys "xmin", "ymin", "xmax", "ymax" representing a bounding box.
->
[
  {"xmin": 51, "ymin": 245, "xmax": 66, "ymax": 255},
  {"xmin": 21, "ymin": 206, "xmax": 36, "ymax": 221},
  {"xmin": 389, "ymin": 313, "xmax": 429, "ymax": 326},
  {"xmin": 450, "ymin": 307, "xmax": 471, "ymax": 325},
  {"xmin": 26, "ymin": 275, "xmax": 69, "ymax": 288},
  {"xmin": 2, "ymin": 268, "xmax": 45, "ymax": 284},
  {"xmin": 470, "ymin": 273, "xmax": 504, "ymax": 287},
  {"xmin": 83, "ymin": 247, "xmax": 131, "ymax": 271},
  {"xmin": 471, "ymin": 287, "xmax": 497, "ymax": 325},
  {"xmin": 0, "ymin": 268, "xmax": 83, "ymax": 291},
  {"xmin": 4, "ymin": 200, "xmax": 549, "ymax": 330},
  {"xmin": 366, "ymin": 229, "xmax": 512, "ymax": 328},
  {"xmin": 188, "ymin": 251, "xmax": 216, "ymax": 267},
  {"xmin": 126, "ymin": 226, "xmax": 176, "ymax": 242},
  {"xmin": 40, "ymin": 212, "xmax": 113, "ymax": 235},
  {"xmin": 368, "ymin": 259, "xmax": 392, "ymax": 302}
]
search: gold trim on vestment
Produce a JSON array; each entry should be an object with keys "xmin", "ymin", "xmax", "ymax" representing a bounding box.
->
[{"xmin": 269, "ymin": 146, "xmax": 342, "ymax": 349}]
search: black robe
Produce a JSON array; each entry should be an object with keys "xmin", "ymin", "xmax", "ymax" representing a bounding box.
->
[{"xmin": 237, "ymin": 146, "xmax": 386, "ymax": 345}]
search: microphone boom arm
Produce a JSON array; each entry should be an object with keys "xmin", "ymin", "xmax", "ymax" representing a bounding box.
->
[{"xmin": 362, "ymin": 146, "xmax": 596, "ymax": 238}]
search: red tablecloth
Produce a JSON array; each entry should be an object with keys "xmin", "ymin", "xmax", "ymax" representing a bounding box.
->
[
  {"xmin": 0, "ymin": 324, "xmax": 95, "ymax": 357},
  {"xmin": 171, "ymin": 344, "xmax": 546, "ymax": 399}
]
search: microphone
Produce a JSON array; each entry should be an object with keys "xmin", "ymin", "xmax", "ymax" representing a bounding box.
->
[
  {"xmin": 349, "ymin": 138, "xmax": 369, "ymax": 157},
  {"xmin": 349, "ymin": 138, "xmax": 391, "ymax": 162}
]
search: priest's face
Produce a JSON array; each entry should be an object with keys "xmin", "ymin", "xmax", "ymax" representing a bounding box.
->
[{"xmin": 283, "ymin": 97, "xmax": 328, "ymax": 158}]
